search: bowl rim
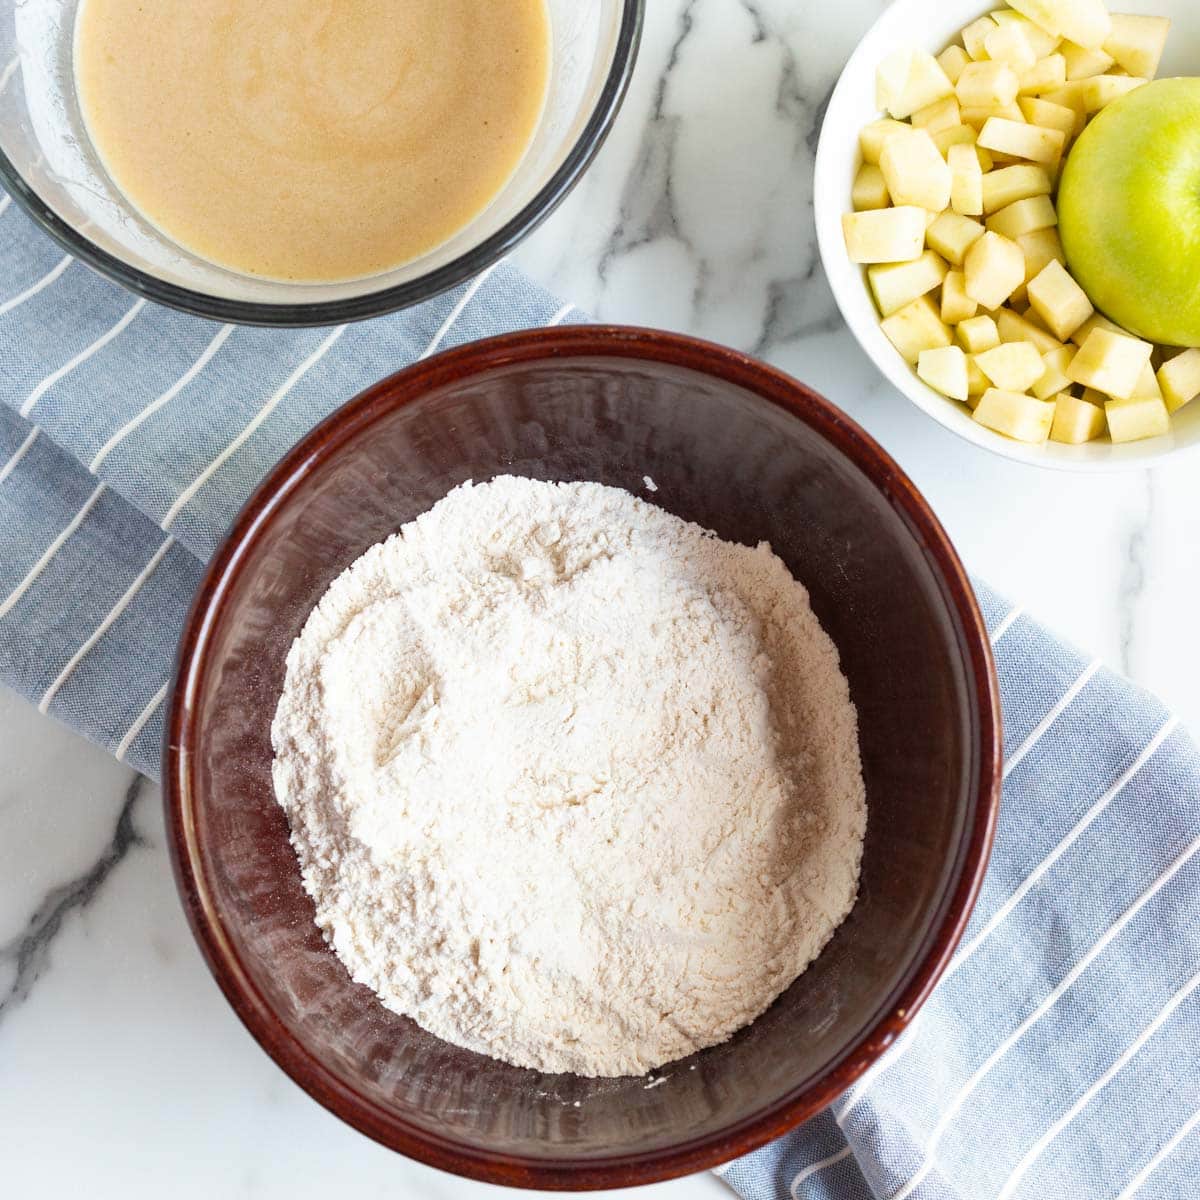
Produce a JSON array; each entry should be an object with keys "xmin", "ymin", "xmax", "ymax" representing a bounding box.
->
[
  {"xmin": 0, "ymin": 1, "xmax": 644, "ymax": 328},
  {"xmin": 163, "ymin": 325, "xmax": 1003, "ymax": 1190},
  {"xmin": 812, "ymin": 0, "xmax": 1200, "ymax": 473}
]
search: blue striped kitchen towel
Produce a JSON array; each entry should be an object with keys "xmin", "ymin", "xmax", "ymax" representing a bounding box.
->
[{"xmin": 1, "ymin": 193, "xmax": 1198, "ymax": 1198}]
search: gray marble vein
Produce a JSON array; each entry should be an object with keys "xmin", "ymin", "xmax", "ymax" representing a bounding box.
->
[{"xmin": 1117, "ymin": 472, "xmax": 1155, "ymax": 679}]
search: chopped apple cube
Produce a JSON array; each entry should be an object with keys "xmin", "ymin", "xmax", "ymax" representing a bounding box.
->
[
  {"xmin": 991, "ymin": 10, "xmax": 1062, "ymax": 58},
  {"xmin": 1061, "ymin": 40, "xmax": 1115, "ymax": 79},
  {"xmin": 1080, "ymin": 74, "xmax": 1148, "ymax": 112},
  {"xmin": 912, "ymin": 95, "xmax": 963, "ymax": 133},
  {"xmin": 880, "ymin": 129, "xmax": 953, "ymax": 212},
  {"xmin": 1067, "ymin": 328, "xmax": 1154, "ymax": 400},
  {"xmin": 973, "ymin": 388, "xmax": 1056, "ymax": 442},
  {"xmin": 982, "ymin": 164, "xmax": 1053, "ymax": 212},
  {"xmin": 938, "ymin": 44, "xmax": 972, "ymax": 84},
  {"xmin": 941, "ymin": 270, "xmax": 979, "ymax": 324},
  {"xmin": 957, "ymin": 314, "xmax": 1002, "ymax": 353},
  {"xmin": 852, "ymin": 164, "xmax": 890, "ymax": 211},
  {"xmin": 1026, "ymin": 260, "xmax": 1093, "ymax": 340},
  {"xmin": 956, "ymin": 61, "xmax": 1021, "ymax": 108},
  {"xmin": 934, "ymin": 123, "xmax": 977, "ymax": 155},
  {"xmin": 975, "ymin": 340, "xmax": 1047, "ymax": 391},
  {"xmin": 978, "ymin": 117, "xmax": 1065, "ymax": 164},
  {"xmin": 1050, "ymin": 392, "xmax": 1107, "ymax": 442},
  {"xmin": 1157, "ymin": 349, "xmax": 1200, "ymax": 414},
  {"xmin": 843, "ymin": 207, "xmax": 927, "ymax": 264},
  {"xmin": 987, "ymin": 194, "xmax": 1058, "ymax": 239},
  {"xmin": 1070, "ymin": 311, "xmax": 1125, "ymax": 346},
  {"xmin": 962, "ymin": 16, "xmax": 998, "ymax": 60},
  {"xmin": 918, "ymin": 345, "xmax": 970, "ymax": 400},
  {"xmin": 1032, "ymin": 344, "xmax": 1077, "ymax": 399},
  {"xmin": 966, "ymin": 356, "xmax": 992, "ymax": 401},
  {"xmin": 964, "ymin": 231, "xmax": 1025, "ymax": 309},
  {"xmin": 1106, "ymin": 395, "xmax": 1170, "ymax": 443},
  {"xmin": 985, "ymin": 22, "xmax": 1039, "ymax": 71},
  {"xmin": 1017, "ymin": 227, "xmax": 1065, "ymax": 281},
  {"xmin": 1016, "ymin": 95, "xmax": 1078, "ymax": 135},
  {"xmin": 869, "ymin": 251, "xmax": 950, "ymax": 317},
  {"xmin": 860, "ymin": 118, "xmax": 912, "ymax": 164},
  {"xmin": 1104, "ymin": 15, "xmax": 1170, "ymax": 80},
  {"xmin": 877, "ymin": 49, "xmax": 956, "ymax": 119},
  {"xmin": 997, "ymin": 306, "xmax": 1063, "ymax": 353},
  {"xmin": 927, "ymin": 211, "xmax": 986, "ymax": 265},
  {"xmin": 880, "ymin": 295, "xmax": 954, "ymax": 363},
  {"xmin": 947, "ymin": 143, "xmax": 985, "ymax": 215},
  {"xmin": 1130, "ymin": 362, "xmax": 1164, "ymax": 402},
  {"xmin": 961, "ymin": 103, "xmax": 1027, "ymax": 131},
  {"xmin": 1018, "ymin": 53, "xmax": 1068, "ymax": 95},
  {"xmin": 1007, "ymin": 0, "xmax": 1112, "ymax": 51}
]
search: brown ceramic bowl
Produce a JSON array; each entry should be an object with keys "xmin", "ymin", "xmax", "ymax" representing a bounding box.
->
[{"xmin": 165, "ymin": 326, "xmax": 1001, "ymax": 1190}]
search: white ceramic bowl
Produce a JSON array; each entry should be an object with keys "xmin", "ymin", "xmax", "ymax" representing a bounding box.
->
[{"xmin": 815, "ymin": 0, "xmax": 1200, "ymax": 471}]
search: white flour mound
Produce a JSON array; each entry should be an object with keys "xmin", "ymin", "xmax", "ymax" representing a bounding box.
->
[{"xmin": 271, "ymin": 477, "xmax": 866, "ymax": 1077}]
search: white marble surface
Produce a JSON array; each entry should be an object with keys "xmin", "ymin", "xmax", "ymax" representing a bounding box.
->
[{"xmin": 3, "ymin": 1, "xmax": 1199, "ymax": 1195}]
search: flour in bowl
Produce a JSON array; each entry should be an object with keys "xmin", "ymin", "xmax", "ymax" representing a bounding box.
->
[{"xmin": 271, "ymin": 476, "xmax": 866, "ymax": 1077}]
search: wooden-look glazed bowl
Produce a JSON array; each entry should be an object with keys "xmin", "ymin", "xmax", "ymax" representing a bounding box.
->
[{"xmin": 164, "ymin": 326, "xmax": 1001, "ymax": 1190}]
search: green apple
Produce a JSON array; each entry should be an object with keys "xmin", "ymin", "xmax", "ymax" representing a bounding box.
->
[{"xmin": 1058, "ymin": 79, "xmax": 1200, "ymax": 348}]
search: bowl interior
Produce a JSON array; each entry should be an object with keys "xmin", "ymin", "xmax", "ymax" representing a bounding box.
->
[
  {"xmin": 170, "ymin": 336, "xmax": 996, "ymax": 1187},
  {"xmin": 0, "ymin": 0, "xmax": 635, "ymax": 318},
  {"xmin": 814, "ymin": 0, "xmax": 1200, "ymax": 471}
]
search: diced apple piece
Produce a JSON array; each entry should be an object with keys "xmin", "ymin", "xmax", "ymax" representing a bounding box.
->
[
  {"xmin": 1017, "ymin": 227, "xmax": 1065, "ymax": 281},
  {"xmin": 860, "ymin": 118, "xmax": 912, "ymax": 164},
  {"xmin": 912, "ymin": 96, "xmax": 962, "ymax": 134},
  {"xmin": 1026, "ymin": 260, "xmax": 1093, "ymax": 340},
  {"xmin": 1017, "ymin": 96, "xmax": 1078, "ymax": 135},
  {"xmin": 1007, "ymin": 0, "xmax": 1112, "ymax": 51},
  {"xmin": 958, "ymin": 314, "xmax": 1001, "ymax": 353},
  {"xmin": 997, "ymin": 306, "xmax": 1064, "ymax": 353},
  {"xmin": 1032, "ymin": 344, "xmax": 1077, "ymax": 399},
  {"xmin": 869, "ymin": 251, "xmax": 949, "ymax": 317},
  {"xmin": 966, "ymin": 356, "xmax": 991, "ymax": 401},
  {"xmin": 1067, "ymin": 328, "xmax": 1153, "ymax": 400},
  {"xmin": 926, "ymin": 211, "xmax": 986, "ymax": 265},
  {"xmin": 1104, "ymin": 15, "xmax": 1170, "ymax": 80},
  {"xmin": 1157, "ymin": 349, "xmax": 1200, "ymax": 414},
  {"xmin": 961, "ymin": 103, "xmax": 1027, "ymax": 131},
  {"xmin": 918, "ymin": 345, "xmax": 970, "ymax": 401},
  {"xmin": 938, "ymin": 44, "xmax": 972, "ymax": 85},
  {"xmin": 964, "ymin": 231, "xmax": 1025, "ymax": 309},
  {"xmin": 962, "ymin": 16, "xmax": 998, "ymax": 60},
  {"xmin": 843, "ymin": 207, "xmax": 927, "ymax": 264},
  {"xmin": 973, "ymin": 388, "xmax": 1056, "ymax": 442},
  {"xmin": 975, "ymin": 340, "xmax": 1046, "ymax": 391},
  {"xmin": 978, "ymin": 117, "xmax": 1065, "ymax": 164},
  {"xmin": 1069, "ymin": 311, "xmax": 1125, "ymax": 346},
  {"xmin": 985, "ymin": 23, "xmax": 1038, "ymax": 72},
  {"xmin": 880, "ymin": 295, "xmax": 954, "ymax": 363},
  {"xmin": 853, "ymin": 164, "xmax": 890, "ymax": 211},
  {"xmin": 947, "ymin": 143, "xmax": 985, "ymax": 215},
  {"xmin": 1018, "ymin": 54, "xmax": 1068, "ymax": 95},
  {"xmin": 877, "ymin": 49, "xmax": 956, "ymax": 119},
  {"xmin": 991, "ymin": 11, "xmax": 1062, "ymax": 58},
  {"xmin": 880, "ymin": 129, "xmax": 953, "ymax": 212},
  {"xmin": 982, "ymin": 164, "xmax": 1052, "ymax": 212},
  {"xmin": 941, "ymin": 270, "xmax": 978, "ymax": 324},
  {"xmin": 987, "ymin": 194, "xmax": 1058, "ymax": 239},
  {"xmin": 1106, "ymin": 395, "xmax": 1170, "ymax": 443},
  {"xmin": 934, "ymin": 123, "xmax": 977, "ymax": 156},
  {"xmin": 956, "ymin": 61, "xmax": 1021, "ymax": 108},
  {"xmin": 1050, "ymin": 392, "xmax": 1107, "ymax": 442},
  {"xmin": 1080, "ymin": 74, "xmax": 1147, "ymax": 112},
  {"xmin": 1061, "ymin": 40, "xmax": 1115, "ymax": 79},
  {"xmin": 1130, "ymin": 362, "xmax": 1164, "ymax": 402}
]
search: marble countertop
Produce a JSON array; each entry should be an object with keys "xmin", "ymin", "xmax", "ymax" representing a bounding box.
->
[{"xmin": 3, "ymin": 1, "xmax": 1198, "ymax": 1195}]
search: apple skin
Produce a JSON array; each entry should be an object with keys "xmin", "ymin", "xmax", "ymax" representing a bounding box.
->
[{"xmin": 1058, "ymin": 78, "xmax": 1200, "ymax": 349}]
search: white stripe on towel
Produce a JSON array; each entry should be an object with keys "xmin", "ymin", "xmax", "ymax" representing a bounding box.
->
[
  {"xmin": 0, "ymin": 194, "xmax": 11, "ymax": 220},
  {"xmin": 888, "ymin": 827, "xmax": 1200, "ymax": 1200},
  {"xmin": 20, "ymin": 298, "xmax": 147, "ymax": 417},
  {"xmin": 790, "ymin": 1146, "xmax": 853, "ymax": 1198},
  {"xmin": 547, "ymin": 303, "xmax": 575, "ymax": 326},
  {"xmin": 1003, "ymin": 659, "xmax": 1102, "ymax": 779},
  {"xmin": 0, "ymin": 425, "xmax": 39, "ymax": 488},
  {"xmin": 115, "ymin": 681, "xmax": 169, "ymax": 762},
  {"xmin": 39, "ymin": 535, "xmax": 175, "ymax": 713},
  {"xmin": 161, "ymin": 325, "xmax": 345, "ymax": 529},
  {"xmin": 418, "ymin": 263, "xmax": 500, "ymax": 361},
  {"xmin": 989, "ymin": 605, "xmax": 1023, "ymax": 646},
  {"xmin": 997, "ymin": 966, "xmax": 1200, "ymax": 1200},
  {"xmin": 0, "ymin": 255, "xmax": 72, "ymax": 316},
  {"xmin": 90, "ymin": 323, "xmax": 235, "ymax": 471},
  {"xmin": 0, "ymin": 55, "xmax": 18, "ymax": 95},
  {"xmin": 0, "ymin": 483, "xmax": 106, "ymax": 621},
  {"xmin": 1115, "ymin": 1106, "xmax": 1200, "ymax": 1200}
]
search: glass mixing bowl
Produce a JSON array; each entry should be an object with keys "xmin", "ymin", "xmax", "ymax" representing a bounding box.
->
[{"xmin": 0, "ymin": 1, "xmax": 643, "ymax": 325}]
